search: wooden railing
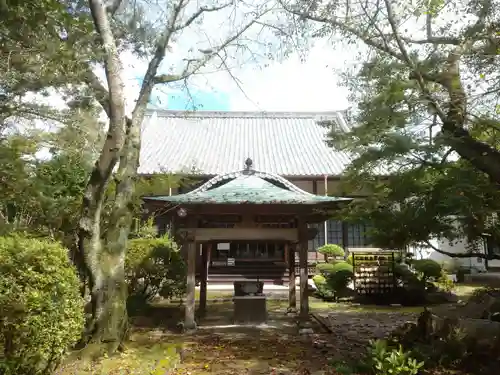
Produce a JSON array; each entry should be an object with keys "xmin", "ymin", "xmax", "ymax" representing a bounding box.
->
[{"xmin": 294, "ymin": 265, "xmax": 317, "ymax": 275}]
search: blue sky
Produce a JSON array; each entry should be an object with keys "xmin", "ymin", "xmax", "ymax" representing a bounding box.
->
[
  {"xmin": 164, "ymin": 89, "xmax": 230, "ymax": 111},
  {"xmin": 127, "ymin": 41, "xmax": 350, "ymax": 113},
  {"xmin": 146, "ymin": 83, "xmax": 231, "ymax": 111}
]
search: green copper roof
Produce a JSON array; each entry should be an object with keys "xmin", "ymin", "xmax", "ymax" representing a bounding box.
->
[{"xmin": 144, "ymin": 168, "xmax": 352, "ymax": 205}]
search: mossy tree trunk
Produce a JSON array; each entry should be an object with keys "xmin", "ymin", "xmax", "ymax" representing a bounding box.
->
[
  {"xmin": 78, "ymin": 0, "xmax": 186, "ymax": 354},
  {"xmin": 77, "ymin": 0, "xmax": 127, "ymax": 353},
  {"xmin": 79, "ymin": 0, "xmax": 262, "ymax": 355}
]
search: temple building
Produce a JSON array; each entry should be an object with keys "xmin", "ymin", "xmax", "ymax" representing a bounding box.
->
[{"xmin": 139, "ymin": 110, "xmax": 379, "ymax": 285}]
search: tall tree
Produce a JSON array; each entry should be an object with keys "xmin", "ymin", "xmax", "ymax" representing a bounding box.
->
[
  {"xmin": 279, "ymin": 0, "xmax": 500, "ymax": 182},
  {"xmin": 0, "ymin": 0, "xmax": 96, "ymax": 132},
  {"xmin": 77, "ymin": 0, "xmax": 286, "ymax": 352},
  {"xmin": 279, "ymin": 0, "xmax": 500, "ymax": 256}
]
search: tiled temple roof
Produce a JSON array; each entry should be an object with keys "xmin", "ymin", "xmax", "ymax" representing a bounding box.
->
[{"xmin": 139, "ymin": 110, "xmax": 352, "ymax": 177}]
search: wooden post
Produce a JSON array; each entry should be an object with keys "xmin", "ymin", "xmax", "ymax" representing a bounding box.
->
[
  {"xmin": 287, "ymin": 242, "xmax": 296, "ymax": 311},
  {"xmin": 298, "ymin": 224, "xmax": 309, "ymax": 320},
  {"xmin": 342, "ymin": 221, "xmax": 349, "ymax": 259},
  {"xmin": 185, "ymin": 239, "xmax": 197, "ymax": 329},
  {"xmin": 199, "ymin": 243, "xmax": 210, "ymax": 316}
]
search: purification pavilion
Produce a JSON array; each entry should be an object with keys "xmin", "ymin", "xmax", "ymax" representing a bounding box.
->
[{"xmin": 144, "ymin": 158, "xmax": 352, "ymax": 328}]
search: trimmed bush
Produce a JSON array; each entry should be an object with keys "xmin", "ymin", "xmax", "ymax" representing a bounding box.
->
[
  {"xmin": 317, "ymin": 244, "xmax": 345, "ymax": 260},
  {"xmin": 316, "ymin": 262, "xmax": 336, "ymax": 275},
  {"xmin": 412, "ymin": 259, "xmax": 442, "ymax": 281},
  {"xmin": 441, "ymin": 259, "xmax": 460, "ymax": 274},
  {"xmin": 126, "ymin": 234, "xmax": 186, "ymax": 307},
  {"xmin": 325, "ymin": 261, "xmax": 354, "ymax": 300},
  {"xmin": 312, "ymin": 274, "xmax": 326, "ymax": 287},
  {"xmin": 394, "ymin": 263, "xmax": 418, "ymax": 283},
  {"xmin": 346, "ymin": 253, "xmax": 353, "ymax": 265},
  {"xmin": 330, "ymin": 261, "xmax": 354, "ymax": 274},
  {"xmin": 313, "ymin": 274, "xmax": 335, "ymax": 299},
  {"xmin": 0, "ymin": 235, "xmax": 84, "ymax": 375}
]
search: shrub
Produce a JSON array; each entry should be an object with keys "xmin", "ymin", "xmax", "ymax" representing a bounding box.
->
[
  {"xmin": 393, "ymin": 263, "xmax": 427, "ymax": 305},
  {"xmin": 317, "ymin": 243, "xmax": 345, "ymax": 260},
  {"xmin": 0, "ymin": 235, "xmax": 84, "ymax": 375},
  {"xmin": 312, "ymin": 274, "xmax": 335, "ymax": 300},
  {"xmin": 346, "ymin": 253, "xmax": 353, "ymax": 265},
  {"xmin": 368, "ymin": 339, "xmax": 424, "ymax": 375},
  {"xmin": 316, "ymin": 262, "xmax": 336, "ymax": 275},
  {"xmin": 325, "ymin": 261, "xmax": 354, "ymax": 298},
  {"xmin": 441, "ymin": 259, "xmax": 460, "ymax": 274},
  {"xmin": 411, "ymin": 259, "xmax": 442, "ymax": 281},
  {"xmin": 312, "ymin": 274, "xmax": 326, "ymax": 287},
  {"xmin": 126, "ymin": 234, "xmax": 186, "ymax": 307},
  {"xmin": 394, "ymin": 263, "xmax": 419, "ymax": 284},
  {"xmin": 435, "ymin": 269, "xmax": 455, "ymax": 293}
]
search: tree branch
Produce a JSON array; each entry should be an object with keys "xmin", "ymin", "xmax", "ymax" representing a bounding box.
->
[
  {"xmin": 105, "ymin": 0, "xmax": 124, "ymax": 15},
  {"xmin": 174, "ymin": 2, "xmax": 234, "ymax": 32},
  {"xmin": 134, "ymin": 0, "xmax": 234, "ymax": 118},
  {"xmin": 88, "ymin": 0, "xmax": 126, "ymax": 129},
  {"xmin": 402, "ymin": 36, "xmax": 461, "ymax": 45},
  {"xmin": 84, "ymin": 68, "xmax": 110, "ymax": 117},
  {"xmin": 153, "ymin": 17, "xmax": 264, "ymax": 85},
  {"xmin": 277, "ymin": 0, "xmax": 405, "ymax": 61},
  {"xmin": 424, "ymin": 240, "xmax": 499, "ymax": 260},
  {"xmin": 383, "ymin": 0, "xmax": 447, "ymax": 123}
]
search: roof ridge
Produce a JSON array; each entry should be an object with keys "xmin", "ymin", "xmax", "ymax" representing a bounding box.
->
[{"xmin": 146, "ymin": 109, "xmax": 345, "ymax": 119}]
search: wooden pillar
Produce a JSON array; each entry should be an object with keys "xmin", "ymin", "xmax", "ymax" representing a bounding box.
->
[
  {"xmin": 298, "ymin": 224, "xmax": 309, "ymax": 320},
  {"xmin": 287, "ymin": 242, "xmax": 296, "ymax": 310},
  {"xmin": 199, "ymin": 243, "xmax": 210, "ymax": 316},
  {"xmin": 185, "ymin": 239, "xmax": 197, "ymax": 329},
  {"xmin": 342, "ymin": 221, "xmax": 349, "ymax": 258}
]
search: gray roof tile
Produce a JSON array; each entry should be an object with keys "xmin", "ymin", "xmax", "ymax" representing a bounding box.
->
[{"xmin": 139, "ymin": 110, "xmax": 352, "ymax": 176}]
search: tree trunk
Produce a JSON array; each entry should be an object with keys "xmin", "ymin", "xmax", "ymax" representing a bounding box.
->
[
  {"xmin": 77, "ymin": 0, "xmax": 129, "ymax": 354},
  {"xmin": 441, "ymin": 124, "xmax": 500, "ymax": 185},
  {"xmin": 77, "ymin": 122, "xmax": 126, "ymax": 351},
  {"xmin": 88, "ymin": 116, "xmax": 142, "ymax": 352},
  {"xmin": 435, "ymin": 63, "xmax": 500, "ymax": 185},
  {"xmin": 86, "ymin": 254, "xmax": 128, "ymax": 354}
]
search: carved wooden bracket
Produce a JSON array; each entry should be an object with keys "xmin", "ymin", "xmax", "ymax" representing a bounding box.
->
[{"xmin": 178, "ymin": 229, "xmax": 196, "ymax": 242}]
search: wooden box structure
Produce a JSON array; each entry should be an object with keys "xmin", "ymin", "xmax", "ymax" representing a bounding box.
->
[
  {"xmin": 233, "ymin": 296, "xmax": 267, "ymax": 324},
  {"xmin": 233, "ymin": 281, "xmax": 267, "ymax": 324},
  {"xmin": 352, "ymin": 251, "xmax": 397, "ymax": 297}
]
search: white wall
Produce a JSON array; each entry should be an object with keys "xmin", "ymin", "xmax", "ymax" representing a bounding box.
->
[{"xmin": 409, "ymin": 238, "xmax": 490, "ymax": 272}]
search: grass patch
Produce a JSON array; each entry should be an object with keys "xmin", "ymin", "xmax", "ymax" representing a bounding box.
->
[
  {"xmin": 193, "ymin": 290, "xmax": 233, "ymax": 300},
  {"xmin": 57, "ymin": 341, "xmax": 183, "ymax": 375},
  {"xmin": 454, "ymin": 283, "xmax": 481, "ymax": 299}
]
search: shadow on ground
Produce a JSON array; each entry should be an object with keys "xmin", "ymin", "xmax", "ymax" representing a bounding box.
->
[{"xmin": 58, "ymin": 301, "xmax": 331, "ymax": 375}]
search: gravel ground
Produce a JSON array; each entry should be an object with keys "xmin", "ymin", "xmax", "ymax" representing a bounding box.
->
[{"xmin": 312, "ymin": 311, "xmax": 419, "ymax": 360}]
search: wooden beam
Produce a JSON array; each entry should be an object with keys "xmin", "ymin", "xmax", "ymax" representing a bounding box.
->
[
  {"xmin": 287, "ymin": 242, "xmax": 296, "ymax": 311},
  {"xmin": 342, "ymin": 221, "xmax": 349, "ymax": 258},
  {"xmin": 185, "ymin": 240, "xmax": 197, "ymax": 329},
  {"xmin": 189, "ymin": 228, "xmax": 299, "ymax": 242}
]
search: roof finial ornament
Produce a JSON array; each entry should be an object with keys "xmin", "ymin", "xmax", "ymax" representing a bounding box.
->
[
  {"xmin": 243, "ymin": 157, "xmax": 254, "ymax": 174},
  {"xmin": 245, "ymin": 157, "xmax": 253, "ymax": 170}
]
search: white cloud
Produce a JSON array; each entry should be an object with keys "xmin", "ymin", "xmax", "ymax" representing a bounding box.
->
[
  {"xmin": 223, "ymin": 42, "xmax": 351, "ymax": 111},
  {"xmin": 135, "ymin": 39, "xmax": 353, "ymax": 112}
]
